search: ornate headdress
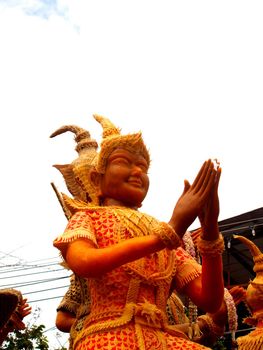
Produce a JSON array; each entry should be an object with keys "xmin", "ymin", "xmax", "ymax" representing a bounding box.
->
[
  {"xmin": 93, "ymin": 114, "xmax": 150, "ymax": 174},
  {"xmin": 50, "ymin": 125, "xmax": 99, "ymax": 206},
  {"xmin": 50, "ymin": 115, "xmax": 150, "ymax": 213},
  {"xmin": 233, "ymin": 235, "xmax": 263, "ymax": 323},
  {"xmin": 233, "ymin": 235, "xmax": 263, "ymax": 350}
]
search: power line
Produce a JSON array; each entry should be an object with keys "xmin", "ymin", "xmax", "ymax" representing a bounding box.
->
[
  {"xmin": 29, "ymin": 295, "xmax": 65, "ymax": 303},
  {"xmin": 0, "ymin": 275, "xmax": 70, "ymax": 289},
  {"xmin": 43, "ymin": 326, "xmax": 57, "ymax": 333},
  {"xmin": 0, "ymin": 249, "xmax": 28, "ymax": 262},
  {"xmin": 23, "ymin": 284, "xmax": 69, "ymax": 296},
  {"xmin": 219, "ymin": 216, "xmax": 263, "ymax": 229},
  {"xmin": 0, "ymin": 267, "xmax": 65, "ymax": 280},
  {"xmin": 0, "ymin": 261, "xmax": 63, "ymax": 274},
  {"xmin": 220, "ymin": 223, "xmax": 263, "ymax": 235},
  {"xmin": 25, "ymin": 256, "xmax": 61, "ymax": 264}
]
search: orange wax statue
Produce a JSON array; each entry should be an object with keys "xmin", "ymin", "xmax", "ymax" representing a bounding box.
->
[
  {"xmin": 233, "ymin": 235, "xmax": 263, "ymax": 350},
  {"xmin": 55, "ymin": 271, "xmax": 245, "ymax": 350},
  {"xmin": 0, "ymin": 289, "xmax": 31, "ymax": 346},
  {"xmin": 51, "ymin": 114, "xmax": 225, "ymax": 350}
]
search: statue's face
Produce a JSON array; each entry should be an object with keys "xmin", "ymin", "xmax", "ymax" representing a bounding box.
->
[{"xmin": 99, "ymin": 148, "xmax": 150, "ymax": 208}]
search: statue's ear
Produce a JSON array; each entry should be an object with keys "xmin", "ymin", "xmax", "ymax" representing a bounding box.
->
[
  {"xmin": 90, "ymin": 169, "xmax": 103, "ymax": 200},
  {"xmin": 89, "ymin": 169, "xmax": 102, "ymax": 191}
]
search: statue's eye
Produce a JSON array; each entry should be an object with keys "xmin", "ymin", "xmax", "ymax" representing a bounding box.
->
[{"xmin": 110, "ymin": 157, "xmax": 130, "ymax": 166}]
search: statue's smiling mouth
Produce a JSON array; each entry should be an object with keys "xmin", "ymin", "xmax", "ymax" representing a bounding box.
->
[{"xmin": 128, "ymin": 178, "xmax": 143, "ymax": 187}]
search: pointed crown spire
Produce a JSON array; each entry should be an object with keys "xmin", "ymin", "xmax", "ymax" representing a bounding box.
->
[
  {"xmin": 50, "ymin": 124, "xmax": 99, "ymax": 205},
  {"xmin": 233, "ymin": 235, "xmax": 263, "ymax": 275}
]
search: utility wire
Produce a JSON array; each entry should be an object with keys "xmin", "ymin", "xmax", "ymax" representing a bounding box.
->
[
  {"xmin": 43, "ymin": 326, "xmax": 57, "ymax": 333},
  {"xmin": 220, "ymin": 223, "xmax": 263, "ymax": 235},
  {"xmin": 0, "ymin": 275, "xmax": 70, "ymax": 289},
  {"xmin": 0, "ymin": 262, "xmax": 63, "ymax": 275},
  {"xmin": 219, "ymin": 216, "xmax": 263, "ymax": 228},
  {"xmin": 29, "ymin": 295, "xmax": 65, "ymax": 303},
  {"xmin": 23, "ymin": 284, "xmax": 69, "ymax": 296},
  {"xmin": 0, "ymin": 261, "xmax": 63, "ymax": 273},
  {"xmin": 0, "ymin": 267, "xmax": 65, "ymax": 280}
]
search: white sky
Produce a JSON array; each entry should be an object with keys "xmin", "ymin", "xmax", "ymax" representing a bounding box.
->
[{"xmin": 0, "ymin": 0, "xmax": 262, "ymax": 348}]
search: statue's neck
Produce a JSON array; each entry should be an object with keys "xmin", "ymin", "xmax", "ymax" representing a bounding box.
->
[{"xmin": 102, "ymin": 197, "xmax": 139, "ymax": 210}]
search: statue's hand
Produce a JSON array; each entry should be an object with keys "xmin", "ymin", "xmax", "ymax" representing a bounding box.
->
[
  {"xmin": 11, "ymin": 298, "xmax": 32, "ymax": 330},
  {"xmin": 169, "ymin": 160, "xmax": 219, "ymax": 237},
  {"xmin": 198, "ymin": 160, "xmax": 221, "ymax": 240},
  {"xmin": 228, "ymin": 286, "xmax": 247, "ymax": 305}
]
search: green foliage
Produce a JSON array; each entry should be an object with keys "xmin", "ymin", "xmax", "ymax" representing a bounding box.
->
[
  {"xmin": 1, "ymin": 324, "xmax": 49, "ymax": 350},
  {"xmin": 212, "ymin": 337, "xmax": 227, "ymax": 350},
  {"xmin": 1, "ymin": 306, "xmax": 67, "ymax": 350}
]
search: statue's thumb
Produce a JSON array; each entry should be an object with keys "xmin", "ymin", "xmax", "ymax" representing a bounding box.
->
[{"xmin": 183, "ymin": 180, "xmax": 191, "ymax": 194}]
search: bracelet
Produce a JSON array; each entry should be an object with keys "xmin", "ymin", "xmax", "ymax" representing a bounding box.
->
[
  {"xmin": 197, "ymin": 314, "xmax": 224, "ymax": 337},
  {"xmin": 196, "ymin": 234, "xmax": 225, "ymax": 257},
  {"xmin": 154, "ymin": 222, "xmax": 182, "ymax": 250}
]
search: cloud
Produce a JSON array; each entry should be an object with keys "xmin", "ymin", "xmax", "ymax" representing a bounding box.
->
[{"xmin": 0, "ymin": 0, "xmax": 68, "ymax": 19}]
